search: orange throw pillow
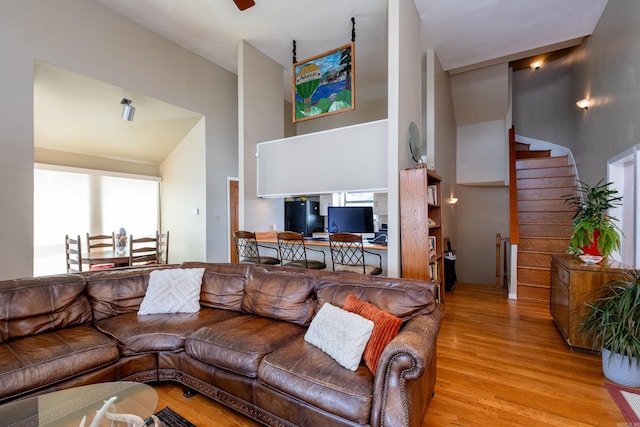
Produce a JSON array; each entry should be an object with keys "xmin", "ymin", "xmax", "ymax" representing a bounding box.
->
[{"xmin": 343, "ymin": 294, "xmax": 403, "ymax": 373}]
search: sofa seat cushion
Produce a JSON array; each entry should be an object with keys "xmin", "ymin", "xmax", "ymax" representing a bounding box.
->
[
  {"xmin": 94, "ymin": 308, "xmax": 240, "ymax": 355},
  {"xmin": 185, "ymin": 315, "xmax": 305, "ymax": 378},
  {"xmin": 258, "ymin": 337, "xmax": 373, "ymax": 425},
  {"xmin": 0, "ymin": 326, "xmax": 119, "ymax": 400}
]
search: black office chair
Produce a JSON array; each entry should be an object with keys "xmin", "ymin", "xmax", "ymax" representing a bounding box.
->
[
  {"xmin": 234, "ymin": 231, "xmax": 280, "ymax": 265},
  {"xmin": 329, "ymin": 232, "xmax": 382, "ymax": 275},
  {"xmin": 277, "ymin": 231, "xmax": 326, "ymax": 269}
]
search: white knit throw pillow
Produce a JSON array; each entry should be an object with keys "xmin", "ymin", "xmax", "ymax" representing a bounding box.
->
[
  {"xmin": 138, "ymin": 268, "xmax": 204, "ymax": 315},
  {"xmin": 304, "ymin": 302, "xmax": 374, "ymax": 371}
]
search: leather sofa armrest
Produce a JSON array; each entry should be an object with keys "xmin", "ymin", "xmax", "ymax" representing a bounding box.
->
[{"xmin": 370, "ymin": 307, "xmax": 442, "ymax": 427}]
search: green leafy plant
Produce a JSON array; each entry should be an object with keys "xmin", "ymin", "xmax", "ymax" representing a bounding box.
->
[
  {"xmin": 564, "ymin": 179, "xmax": 622, "ymax": 257},
  {"xmin": 580, "ymin": 271, "xmax": 640, "ymax": 363}
]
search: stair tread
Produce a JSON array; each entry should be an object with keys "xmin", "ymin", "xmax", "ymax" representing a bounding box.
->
[
  {"xmin": 520, "ymin": 222, "xmax": 573, "ymax": 226},
  {"xmin": 517, "ymin": 265, "xmax": 550, "ymax": 271},
  {"xmin": 515, "ymin": 152, "xmax": 576, "ymax": 303},
  {"xmin": 517, "ymin": 281, "xmax": 551, "ymax": 288},
  {"xmin": 517, "ymin": 176, "xmax": 575, "ymax": 180},
  {"xmin": 516, "ymin": 164, "xmax": 571, "ymax": 169}
]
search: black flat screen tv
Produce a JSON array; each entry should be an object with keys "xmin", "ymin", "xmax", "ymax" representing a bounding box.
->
[{"xmin": 327, "ymin": 206, "xmax": 374, "ymax": 234}]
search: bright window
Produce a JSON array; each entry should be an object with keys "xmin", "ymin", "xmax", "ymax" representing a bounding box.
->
[
  {"xmin": 332, "ymin": 192, "xmax": 375, "ymax": 208},
  {"xmin": 34, "ymin": 165, "xmax": 159, "ymax": 276}
]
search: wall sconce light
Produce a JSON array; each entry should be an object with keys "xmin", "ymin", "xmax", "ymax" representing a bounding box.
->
[
  {"xmin": 530, "ymin": 60, "xmax": 543, "ymax": 70},
  {"xmin": 448, "ymin": 197, "xmax": 458, "ymax": 205},
  {"xmin": 120, "ymin": 98, "xmax": 135, "ymax": 121},
  {"xmin": 576, "ymin": 98, "xmax": 590, "ymax": 110}
]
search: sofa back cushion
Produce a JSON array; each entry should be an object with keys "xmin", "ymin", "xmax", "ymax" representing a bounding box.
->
[
  {"xmin": 0, "ymin": 274, "xmax": 91, "ymax": 343},
  {"xmin": 315, "ymin": 278, "xmax": 435, "ymax": 321},
  {"xmin": 85, "ymin": 268, "xmax": 155, "ymax": 321},
  {"xmin": 241, "ymin": 268, "xmax": 316, "ymax": 326},
  {"xmin": 180, "ymin": 262, "xmax": 249, "ymax": 311}
]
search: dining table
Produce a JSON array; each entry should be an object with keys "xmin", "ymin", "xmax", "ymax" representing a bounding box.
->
[{"xmin": 82, "ymin": 248, "xmax": 130, "ymax": 268}]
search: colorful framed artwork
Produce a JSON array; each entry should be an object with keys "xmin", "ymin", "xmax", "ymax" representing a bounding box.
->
[{"xmin": 292, "ymin": 42, "xmax": 355, "ymax": 123}]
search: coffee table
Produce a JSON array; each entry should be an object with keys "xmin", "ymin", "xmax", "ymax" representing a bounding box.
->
[{"xmin": 0, "ymin": 382, "xmax": 157, "ymax": 426}]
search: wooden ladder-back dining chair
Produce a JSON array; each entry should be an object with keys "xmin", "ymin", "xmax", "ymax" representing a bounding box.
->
[
  {"xmin": 129, "ymin": 231, "xmax": 160, "ymax": 266},
  {"xmin": 158, "ymin": 231, "xmax": 170, "ymax": 264},
  {"xmin": 329, "ymin": 232, "xmax": 382, "ymax": 275},
  {"xmin": 65, "ymin": 234, "xmax": 83, "ymax": 273},
  {"xmin": 233, "ymin": 230, "xmax": 280, "ymax": 265},
  {"xmin": 86, "ymin": 232, "xmax": 115, "ymax": 252},
  {"xmin": 86, "ymin": 232, "xmax": 116, "ymax": 270},
  {"xmin": 277, "ymin": 231, "xmax": 326, "ymax": 269}
]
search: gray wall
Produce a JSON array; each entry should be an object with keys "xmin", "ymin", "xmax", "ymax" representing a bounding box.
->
[
  {"xmin": 0, "ymin": 0, "xmax": 238, "ymax": 279},
  {"xmin": 571, "ymin": 0, "xmax": 640, "ymax": 185},
  {"xmin": 512, "ymin": 57, "xmax": 574, "ymax": 149},
  {"xmin": 431, "ymin": 54, "xmax": 459, "ymax": 279},
  {"xmin": 513, "ymin": 0, "xmax": 640, "ymax": 186}
]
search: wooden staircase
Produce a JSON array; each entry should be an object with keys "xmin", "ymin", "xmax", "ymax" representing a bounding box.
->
[{"xmin": 516, "ymin": 142, "xmax": 576, "ymax": 302}]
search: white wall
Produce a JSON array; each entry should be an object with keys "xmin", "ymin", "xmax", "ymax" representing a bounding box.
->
[
  {"xmin": 387, "ymin": 0, "xmax": 423, "ymax": 277},
  {"xmin": 239, "ymin": 41, "xmax": 284, "ymax": 232},
  {"xmin": 160, "ymin": 119, "xmax": 207, "ymax": 264},
  {"xmin": 0, "ymin": 0, "xmax": 238, "ymax": 279},
  {"xmin": 295, "ymin": 97, "xmax": 387, "ymax": 136}
]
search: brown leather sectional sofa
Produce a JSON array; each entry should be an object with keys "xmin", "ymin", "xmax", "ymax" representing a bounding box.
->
[{"xmin": 0, "ymin": 262, "xmax": 442, "ymax": 427}]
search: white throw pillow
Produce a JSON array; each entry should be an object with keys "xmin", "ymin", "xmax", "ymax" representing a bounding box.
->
[
  {"xmin": 138, "ymin": 268, "xmax": 205, "ymax": 315},
  {"xmin": 304, "ymin": 302, "xmax": 374, "ymax": 371}
]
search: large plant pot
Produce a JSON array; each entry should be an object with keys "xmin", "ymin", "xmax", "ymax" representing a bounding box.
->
[
  {"xmin": 582, "ymin": 229, "xmax": 602, "ymax": 256},
  {"xmin": 602, "ymin": 348, "xmax": 640, "ymax": 387}
]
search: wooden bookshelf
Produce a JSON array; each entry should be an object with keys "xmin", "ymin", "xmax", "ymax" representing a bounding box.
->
[{"xmin": 400, "ymin": 168, "xmax": 444, "ymax": 304}]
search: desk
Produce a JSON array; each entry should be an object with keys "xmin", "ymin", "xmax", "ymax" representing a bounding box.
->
[
  {"xmin": 255, "ymin": 232, "xmax": 388, "ymax": 274},
  {"xmin": 83, "ymin": 248, "xmax": 130, "ymax": 268},
  {"xmin": 0, "ymin": 381, "xmax": 157, "ymax": 426}
]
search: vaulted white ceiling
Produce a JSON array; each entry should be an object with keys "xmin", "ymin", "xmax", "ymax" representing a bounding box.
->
[{"xmin": 36, "ymin": 0, "xmax": 608, "ymax": 164}]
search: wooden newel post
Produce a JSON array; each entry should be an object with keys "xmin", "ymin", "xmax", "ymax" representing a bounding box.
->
[{"xmin": 496, "ymin": 233, "xmax": 501, "ymax": 287}]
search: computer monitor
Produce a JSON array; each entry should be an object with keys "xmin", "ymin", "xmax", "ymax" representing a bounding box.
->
[{"xmin": 327, "ymin": 206, "xmax": 374, "ymax": 234}]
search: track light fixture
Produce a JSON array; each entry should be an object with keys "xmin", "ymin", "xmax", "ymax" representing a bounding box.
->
[{"xmin": 120, "ymin": 98, "xmax": 135, "ymax": 121}]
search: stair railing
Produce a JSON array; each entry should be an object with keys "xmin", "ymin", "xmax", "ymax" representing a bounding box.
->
[
  {"xmin": 495, "ymin": 233, "xmax": 510, "ymax": 290},
  {"xmin": 508, "ymin": 126, "xmax": 519, "ymax": 245}
]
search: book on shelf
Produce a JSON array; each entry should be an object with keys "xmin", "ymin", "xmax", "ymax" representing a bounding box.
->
[
  {"xmin": 428, "ymin": 236, "xmax": 437, "ymax": 259},
  {"xmin": 427, "ymin": 185, "xmax": 438, "ymax": 205},
  {"xmin": 429, "ymin": 262, "xmax": 440, "ymax": 282}
]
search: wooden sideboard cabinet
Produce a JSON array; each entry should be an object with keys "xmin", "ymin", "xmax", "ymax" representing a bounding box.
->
[{"xmin": 550, "ymin": 254, "xmax": 630, "ymax": 351}]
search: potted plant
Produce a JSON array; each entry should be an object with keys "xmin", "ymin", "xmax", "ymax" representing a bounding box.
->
[
  {"xmin": 580, "ymin": 271, "xmax": 640, "ymax": 387},
  {"xmin": 564, "ymin": 179, "xmax": 623, "ymax": 263}
]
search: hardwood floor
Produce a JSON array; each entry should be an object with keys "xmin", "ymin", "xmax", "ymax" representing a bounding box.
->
[{"xmin": 152, "ymin": 283, "xmax": 626, "ymax": 426}]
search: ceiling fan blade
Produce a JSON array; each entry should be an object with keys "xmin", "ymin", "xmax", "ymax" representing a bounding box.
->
[{"xmin": 233, "ymin": 0, "xmax": 255, "ymax": 11}]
